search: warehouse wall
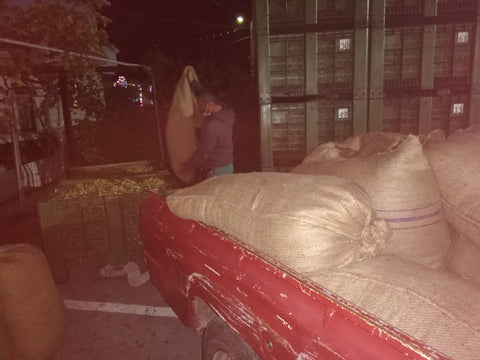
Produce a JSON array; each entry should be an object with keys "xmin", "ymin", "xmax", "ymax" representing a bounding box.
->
[{"xmin": 254, "ymin": 0, "xmax": 480, "ymax": 171}]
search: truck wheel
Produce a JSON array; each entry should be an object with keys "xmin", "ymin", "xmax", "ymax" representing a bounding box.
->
[{"xmin": 202, "ymin": 317, "xmax": 261, "ymax": 360}]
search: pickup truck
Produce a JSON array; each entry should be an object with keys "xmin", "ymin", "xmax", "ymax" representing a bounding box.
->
[{"xmin": 140, "ymin": 193, "xmax": 451, "ymax": 360}]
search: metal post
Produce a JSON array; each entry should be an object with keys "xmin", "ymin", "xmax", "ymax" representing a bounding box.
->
[
  {"xmin": 149, "ymin": 69, "xmax": 166, "ymax": 166},
  {"xmin": 305, "ymin": 0, "xmax": 318, "ymax": 154},
  {"xmin": 419, "ymin": 0, "xmax": 438, "ymax": 135},
  {"xmin": 353, "ymin": 0, "xmax": 369, "ymax": 134},
  {"xmin": 9, "ymin": 99, "xmax": 25, "ymax": 213},
  {"xmin": 255, "ymin": 0, "xmax": 274, "ymax": 171},
  {"xmin": 470, "ymin": 2, "xmax": 480, "ymax": 126},
  {"xmin": 58, "ymin": 69, "xmax": 75, "ymax": 166},
  {"xmin": 368, "ymin": 0, "xmax": 386, "ymax": 132}
]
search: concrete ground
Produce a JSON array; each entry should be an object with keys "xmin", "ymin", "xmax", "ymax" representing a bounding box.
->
[
  {"xmin": 1, "ymin": 190, "xmax": 203, "ymax": 360},
  {"xmin": 53, "ymin": 263, "xmax": 203, "ymax": 360}
]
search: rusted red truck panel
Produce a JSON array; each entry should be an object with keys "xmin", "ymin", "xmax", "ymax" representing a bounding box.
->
[{"xmin": 141, "ymin": 195, "xmax": 450, "ymax": 360}]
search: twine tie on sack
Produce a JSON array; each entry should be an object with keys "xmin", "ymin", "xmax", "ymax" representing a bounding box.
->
[{"xmin": 358, "ymin": 219, "xmax": 391, "ymax": 260}]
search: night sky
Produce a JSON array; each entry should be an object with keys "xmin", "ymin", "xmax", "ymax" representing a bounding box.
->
[{"xmin": 102, "ymin": 0, "xmax": 252, "ymax": 68}]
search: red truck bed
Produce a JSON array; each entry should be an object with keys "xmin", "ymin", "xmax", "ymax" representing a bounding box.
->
[{"xmin": 141, "ymin": 194, "xmax": 449, "ymax": 360}]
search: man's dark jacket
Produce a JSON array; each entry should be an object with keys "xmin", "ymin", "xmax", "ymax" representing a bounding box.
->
[{"xmin": 185, "ymin": 104, "xmax": 234, "ymax": 171}]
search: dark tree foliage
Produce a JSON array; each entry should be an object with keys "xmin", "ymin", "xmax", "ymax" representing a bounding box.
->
[{"xmin": 0, "ymin": 0, "xmax": 114, "ymax": 164}]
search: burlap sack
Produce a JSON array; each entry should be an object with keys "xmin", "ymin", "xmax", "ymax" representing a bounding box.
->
[
  {"xmin": 167, "ymin": 172, "xmax": 390, "ymax": 275},
  {"xmin": 447, "ymin": 228, "xmax": 480, "ymax": 285},
  {"xmin": 308, "ymin": 256, "xmax": 480, "ymax": 360},
  {"xmin": 292, "ymin": 135, "xmax": 450, "ymax": 269},
  {"xmin": 166, "ymin": 66, "xmax": 201, "ymax": 184},
  {"xmin": 0, "ymin": 243, "xmax": 66, "ymax": 360},
  {"xmin": 302, "ymin": 131, "xmax": 445, "ymax": 164},
  {"xmin": 302, "ymin": 132, "xmax": 408, "ymax": 163},
  {"xmin": 424, "ymin": 126, "xmax": 480, "ymax": 245}
]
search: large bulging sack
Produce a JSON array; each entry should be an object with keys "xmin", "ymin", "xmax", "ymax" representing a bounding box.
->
[
  {"xmin": 447, "ymin": 228, "xmax": 480, "ymax": 285},
  {"xmin": 166, "ymin": 172, "xmax": 390, "ymax": 275},
  {"xmin": 301, "ymin": 131, "xmax": 407, "ymax": 163},
  {"xmin": 292, "ymin": 135, "xmax": 450, "ymax": 269},
  {"xmin": 308, "ymin": 256, "xmax": 480, "ymax": 360},
  {"xmin": 166, "ymin": 66, "xmax": 201, "ymax": 184},
  {"xmin": 0, "ymin": 243, "xmax": 66, "ymax": 360},
  {"xmin": 424, "ymin": 125, "xmax": 480, "ymax": 245}
]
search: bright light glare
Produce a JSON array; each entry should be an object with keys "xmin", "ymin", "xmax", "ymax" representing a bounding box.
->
[{"xmin": 236, "ymin": 16, "xmax": 244, "ymax": 24}]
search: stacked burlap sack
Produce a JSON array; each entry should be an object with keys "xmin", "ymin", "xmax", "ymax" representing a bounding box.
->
[
  {"xmin": 308, "ymin": 255, "xmax": 480, "ymax": 360},
  {"xmin": 290, "ymin": 129, "xmax": 480, "ymax": 359},
  {"xmin": 0, "ymin": 243, "xmax": 66, "ymax": 360},
  {"xmin": 424, "ymin": 125, "xmax": 480, "ymax": 284},
  {"xmin": 291, "ymin": 132, "xmax": 451, "ymax": 269},
  {"xmin": 167, "ymin": 172, "xmax": 391, "ymax": 275},
  {"xmin": 166, "ymin": 129, "xmax": 480, "ymax": 359}
]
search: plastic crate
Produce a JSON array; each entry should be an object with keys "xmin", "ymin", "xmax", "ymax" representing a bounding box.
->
[
  {"xmin": 317, "ymin": 99, "xmax": 354, "ymax": 143},
  {"xmin": 431, "ymin": 95, "xmax": 470, "ymax": 133},
  {"xmin": 383, "ymin": 97, "xmax": 420, "ymax": 134},
  {"xmin": 270, "ymin": 98, "xmax": 355, "ymax": 168},
  {"xmin": 438, "ymin": 0, "xmax": 478, "ymax": 17},
  {"xmin": 37, "ymin": 191, "xmax": 152, "ymax": 283},
  {"xmin": 317, "ymin": 31, "xmax": 354, "ymax": 90},
  {"xmin": 384, "ymin": 26, "xmax": 423, "ymax": 87},
  {"xmin": 382, "ymin": 95, "xmax": 471, "ymax": 135},
  {"xmin": 270, "ymin": 34, "xmax": 305, "ymax": 97},
  {"xmin": 317, "ymin": 0, "xmax": 354, "ymax": 26},
  {"xmin": 434, "ymin": 23, "xmax": 475, "ymax": 84},
  {"xmin": 385, "ymin": 0, "xmax": 424, "ymax": 15},
  {"xmin": 385, "ymin": 0, "xmax": 425, "ymax": 27},
  {"xmin": 254, "ymin": 0, "xmax": 479, "ymax": 173},
  {"xmin": 268, "ymin": 0, "xmax": 305, "ymax": 26},
  {"xmin": 271, "ymin": 103, "xmax": 306, "ymax": 167}
]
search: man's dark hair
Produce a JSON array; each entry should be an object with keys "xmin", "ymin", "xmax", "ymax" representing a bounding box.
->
[{"xmin": 196, "ymin": 89, "xmax": 222, "ymax": 105}]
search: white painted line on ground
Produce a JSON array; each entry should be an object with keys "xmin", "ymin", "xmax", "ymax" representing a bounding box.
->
[{"xmin": 64, "ymin": 299, "xmax": 178, "ymax": 318}]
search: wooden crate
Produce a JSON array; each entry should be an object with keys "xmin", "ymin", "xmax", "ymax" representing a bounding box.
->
[{"xmin": 37, "ymin": 191, "xmax": 156, "ymax": 283}]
